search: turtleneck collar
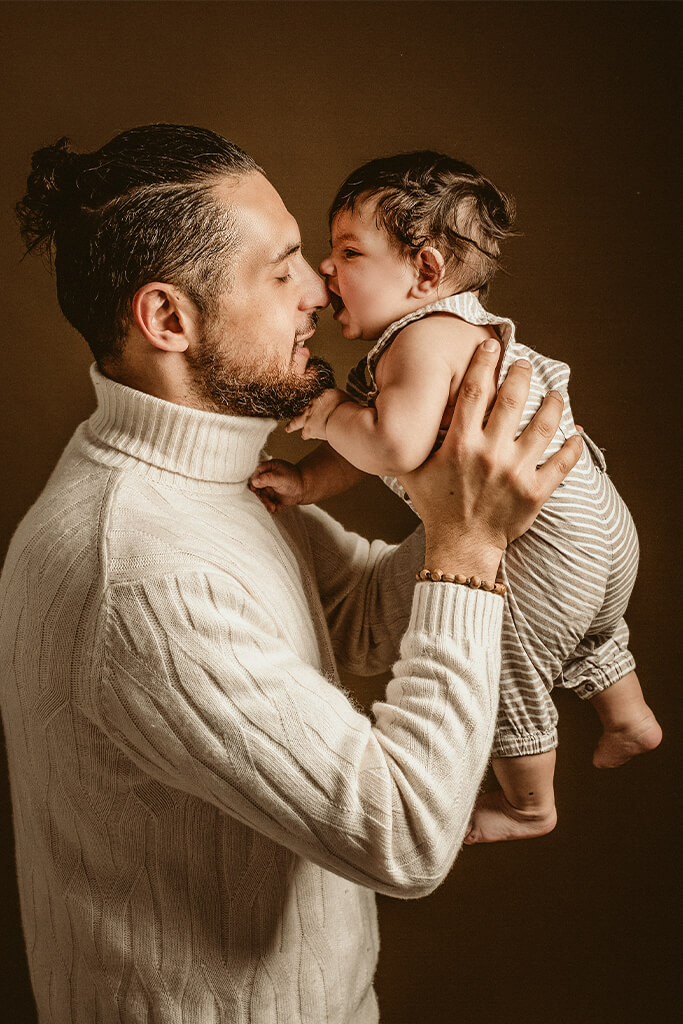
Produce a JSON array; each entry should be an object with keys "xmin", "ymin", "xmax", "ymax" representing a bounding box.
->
[{"xmin": 86, "ymin": 364, "xmax": 277, "ymax": 484}]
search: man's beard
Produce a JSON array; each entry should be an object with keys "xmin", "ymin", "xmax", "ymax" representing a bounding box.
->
[{"xmin": 187, "ymin": 322, "xmax": 336, "ymax": 419}]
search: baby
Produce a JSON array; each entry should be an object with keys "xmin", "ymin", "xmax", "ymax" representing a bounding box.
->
[{"xmin": 250, "ymin": 151, "xmax": 662, "ymax": 843}]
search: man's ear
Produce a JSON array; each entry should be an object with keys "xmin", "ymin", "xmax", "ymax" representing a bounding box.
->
[
  {"xmin": 131, "ymin": 282, "xmax": 198, "ymax": 353},
  {"xmin": 409, "ymin": 246, "xmax": 446, "ymax": 298}
]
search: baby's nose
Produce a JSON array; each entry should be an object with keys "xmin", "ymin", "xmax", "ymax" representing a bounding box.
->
[{"xmin": 319, "ymin": 254, "xmax": 334, "ymax": 277}]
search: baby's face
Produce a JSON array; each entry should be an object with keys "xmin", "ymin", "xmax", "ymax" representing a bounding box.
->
[{"xmin": 319, "ymin": 204, "xmax": 416, "ymax": 342}]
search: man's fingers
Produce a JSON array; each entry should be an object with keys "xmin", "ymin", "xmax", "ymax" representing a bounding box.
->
[
  {"xmin": 483, "ymin": 357, "xmax": 533, "ymax": 442},
  {"xmin": 533, "ymin": 433, "xmax": 583, "ymax": 499},
  {"xmin": 444, "ymin": 339, "xmax": 500, "ymax": 440},
  {"xmin": 514, "ymin": 389, "xmax": 564, "ymax": 462}
]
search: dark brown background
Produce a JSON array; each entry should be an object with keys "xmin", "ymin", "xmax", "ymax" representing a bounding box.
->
[{"xmin": 1, "ymin": 2, "xmax": 681, "ymax": 1022}]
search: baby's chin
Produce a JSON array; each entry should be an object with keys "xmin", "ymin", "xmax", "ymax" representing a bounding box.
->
[
  {"xmin": 339, "ymin": 322, "xmax": 362, "ymax": 341},
  {"xmin": 340, "ymin": 321, "xmax": 384, "ymax": 343}
]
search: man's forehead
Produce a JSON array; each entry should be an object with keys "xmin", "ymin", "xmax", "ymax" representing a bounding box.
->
[{"xmin": 212, "ymin": 172, "xmax": 300, "ymax": 260}]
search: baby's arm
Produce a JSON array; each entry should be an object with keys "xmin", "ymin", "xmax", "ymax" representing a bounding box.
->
[
  {"xmin": 250, "ymin": 444, "xmax": 368, "ymax": 512},
  {"xmin": 320, "ymin": 316, "xmax": 493, "ymax": 476}
]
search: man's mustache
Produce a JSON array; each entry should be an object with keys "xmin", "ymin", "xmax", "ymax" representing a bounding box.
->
[{"xmin": 295, "ymin": 312, "xmax": 318, "ymax": 340}]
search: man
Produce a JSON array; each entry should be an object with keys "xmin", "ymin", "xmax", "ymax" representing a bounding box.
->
[{"xmin": 1, "ymin": 124, "xmax": 579, "ymax": 1023}]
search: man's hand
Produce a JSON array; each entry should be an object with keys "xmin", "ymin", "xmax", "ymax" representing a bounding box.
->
[
  {"xmin": 399, "ymin": 339, "xmax": 583, "ymax": 580},
  {"xmin": 286, "ymin": 388, "xmax": 351, "ymax": 441}
]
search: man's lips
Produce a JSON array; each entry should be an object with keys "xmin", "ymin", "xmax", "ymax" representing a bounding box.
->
[
  {"xmin": 294, "ymin": 328, "xmax": 315, "ymax": 346},
  {"xmin": 292, "ymin": 329, "xmax": 313, "ymax": 367}
]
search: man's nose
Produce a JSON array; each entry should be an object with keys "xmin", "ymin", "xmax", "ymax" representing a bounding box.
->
[{"xmin": 300, "ymin": 260, "xmax": 330, "ymax": 310}]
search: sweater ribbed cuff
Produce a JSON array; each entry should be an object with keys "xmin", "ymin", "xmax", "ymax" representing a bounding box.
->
[{"xmin": 409, "ymin": 581, "xmax": 503, "ymax": 647}]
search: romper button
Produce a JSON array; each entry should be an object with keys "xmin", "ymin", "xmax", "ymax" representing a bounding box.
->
[{"xmin": 585, "ymin": 683, "xmax": 595, "ymax": 692}]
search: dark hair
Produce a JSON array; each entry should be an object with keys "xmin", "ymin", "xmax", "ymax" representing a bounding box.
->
[
  {"xmin": 329, "ymin": 151, "xmax": 515, "ymax": 298},
  {"xmin": 16, "ymin": 124, "xmax": 262, "ymax": 361}
]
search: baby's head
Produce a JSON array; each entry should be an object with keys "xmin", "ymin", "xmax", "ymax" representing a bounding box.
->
[{"xmin": 320, "ymin": 151, "xmax": 515, "ymax": 341}]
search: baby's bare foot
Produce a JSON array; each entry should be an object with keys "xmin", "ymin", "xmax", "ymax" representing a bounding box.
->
[
  {"xmin": 464, "ymin": 790, "xmax": 557, "ymax": 845},
  {"xmin": 592, "ymin": 713, "xmax": 662, "ymax": 769}
]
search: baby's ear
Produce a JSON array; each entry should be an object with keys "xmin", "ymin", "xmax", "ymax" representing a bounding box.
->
[{"xmin": 410, "ymin": 246, "xmax": 446, "ymax": 297}]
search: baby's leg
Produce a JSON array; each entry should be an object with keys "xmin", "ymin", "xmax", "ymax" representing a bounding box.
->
[
  {"xmin": 464, "ymin": 751, "xmax": 557, "ymax": 844},
  {"xmin": 466, "ymin": 473, "xmax": 612, "ymax": 844},
  {"xmin": 560, "ymin": 615, "xmax": 662, "ymax": 768},
  {"xmin": 588, "ymin": 670, "xmax": 662, "ymax": 768},
  {"xmin": 556, "ymin": 463, "xmax": 661, "ymax": 764},
  {"xmin": 465, "ymin": 592, "xmax": 563, "ymax": 845},
  {"xmin": 468, "ymin": 440, "xmax": 660, "ymax": 842}
]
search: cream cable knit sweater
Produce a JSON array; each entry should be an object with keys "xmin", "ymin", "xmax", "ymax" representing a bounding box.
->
[{"xmin": 0, "ymin": 366, "xmax": 502, "ymax": 1024}]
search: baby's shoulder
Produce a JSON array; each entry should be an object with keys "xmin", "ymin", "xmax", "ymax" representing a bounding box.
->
[
  {"xmin": 398, "ymin": 311, "xmax": 492, "ymax": 345},
  {"xmin": 387, "ymin": 311, "xmax": 496, "ymax": 371}
]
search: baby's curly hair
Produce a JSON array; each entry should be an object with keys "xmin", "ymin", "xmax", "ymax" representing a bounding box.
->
[{"xmin": 329, "ymin": 151, "xmax": 516, "ymax": 299}]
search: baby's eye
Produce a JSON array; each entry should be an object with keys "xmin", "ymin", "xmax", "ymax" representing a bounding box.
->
[{"xmin": 276, "ymin": 272, "xmax": 292, "ymax": 283}]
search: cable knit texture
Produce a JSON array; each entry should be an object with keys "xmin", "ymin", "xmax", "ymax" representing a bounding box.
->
[{"xmin": 0, "ymin": 366, "xmax": 502, "ymax": 1024}]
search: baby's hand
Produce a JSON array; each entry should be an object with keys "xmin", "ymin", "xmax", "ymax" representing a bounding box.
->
[
  {"xmin": 286, "ymin": 388, "xmax": 350, "ymax": 441},
  {"xmin": 249, "ymin": 459, "xmax": 306, "ymax": 514}
]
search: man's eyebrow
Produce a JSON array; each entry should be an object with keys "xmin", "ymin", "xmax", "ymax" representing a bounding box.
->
[{"xmin": 269, "ymin": 242, "xmax": 301, "ymax": 265}]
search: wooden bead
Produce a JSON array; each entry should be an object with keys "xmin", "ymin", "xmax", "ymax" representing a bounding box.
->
[{"xmin": 415, "ymin": 570, "xmax": 505, "ymax": 596}]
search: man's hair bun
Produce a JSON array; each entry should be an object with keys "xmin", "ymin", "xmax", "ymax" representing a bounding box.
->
[
  {"xmin": 15, "ymin": 123, "xmax": 262, "ymax": 360},
  {"xmin": 16, "ymin": 137, "xmax": 83, "ymax": 257}
]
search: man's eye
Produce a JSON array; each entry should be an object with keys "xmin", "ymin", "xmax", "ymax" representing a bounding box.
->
[{"xmin": 344, "ymin": 249, "xmax": 360, "ymax": 259}]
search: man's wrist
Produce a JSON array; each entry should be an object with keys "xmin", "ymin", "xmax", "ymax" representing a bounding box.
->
[{"xmin": 423, "ymin": 537, "xmax": 503, "ymax": 584}]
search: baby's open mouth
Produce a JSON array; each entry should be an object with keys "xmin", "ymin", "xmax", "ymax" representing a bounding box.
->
[{"xmin": 329, "ymin": 292, "xmax": 345, "ymax": 315}]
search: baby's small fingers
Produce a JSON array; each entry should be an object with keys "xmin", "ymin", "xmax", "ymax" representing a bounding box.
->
[
  {"xmin": 253, "ymin": 487, "xmax": 280, "ymax": 514},
  {"xmin": 250, "ymin": 471, "xmax": 279, "ymax": 489},
  {"xmin": 287, "ymin": 405, "xmax": 314, "ymax": 433}
]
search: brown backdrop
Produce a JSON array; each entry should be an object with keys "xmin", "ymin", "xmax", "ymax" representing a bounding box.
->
[{"xmin": 1, "ymin": 3, "xmax": 681, "ymax": 1022}]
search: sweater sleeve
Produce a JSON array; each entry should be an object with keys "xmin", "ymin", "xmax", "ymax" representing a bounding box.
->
[
  {"xmin": 99, "ymin": 572, "xmax": 501, "ymax": 898},
  {"xmin": 283, "ymin": 504, "xmax": 426, "ymax": 676}
]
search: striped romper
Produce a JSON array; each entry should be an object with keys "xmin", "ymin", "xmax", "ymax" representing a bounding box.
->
[{"xmin": 347, "ymin": 292, "xmax": 639, "ymax": 757}]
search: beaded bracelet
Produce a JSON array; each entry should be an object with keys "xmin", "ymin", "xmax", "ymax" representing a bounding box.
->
[{"xmin": 415, "ymin": 568, "xmax": 506, "ymax": 597}]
